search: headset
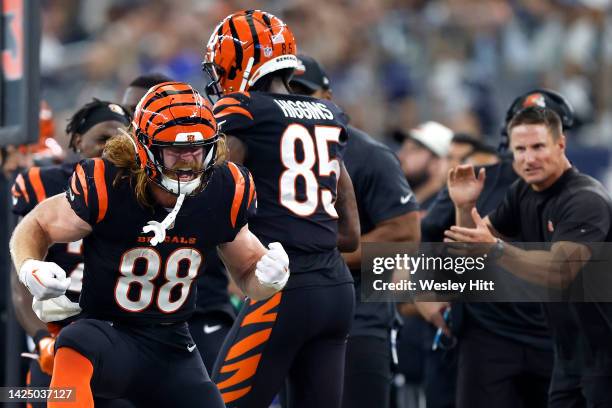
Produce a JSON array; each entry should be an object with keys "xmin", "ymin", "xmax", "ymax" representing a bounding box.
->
[{"xmin": 499, "ymin": 88, "xmax": 575, "ymax": 152}]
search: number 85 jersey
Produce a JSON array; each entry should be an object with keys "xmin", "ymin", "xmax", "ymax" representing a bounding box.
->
[
  {"xmin": 67, "ymin": 158, "xmax": 255, "ymax": 324},
  {"xmin": 214, "ymin": 91, "xmax": 348, "ymax": 254}
]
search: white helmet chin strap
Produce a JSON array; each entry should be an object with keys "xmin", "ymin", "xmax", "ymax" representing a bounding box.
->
[
  {"xmin": 143, "ymin": 168, "xmax": 208, "ymax": 246},
  {"xmin": 239, "ymin": 57, "xmax": 255, "ymax": 92},
  {"xmin": 143, "ymin": 193, "xmax": 186, "ymax": 246}
]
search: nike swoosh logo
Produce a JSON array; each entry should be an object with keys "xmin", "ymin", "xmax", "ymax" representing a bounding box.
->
[
  {"xmin": 31, "ymin": 269, "xmax": 45, "ymax": 287},
  {"xmin": 203, "ymin": 324, "xmax": 222, "ymax": 334},
  {"xmin": 400, "ymin": 193, "xmax": 413, "ymax": 204},
  {"xmin": 187, "ymin": 344, "xmax": 197, "ymax": 353}
]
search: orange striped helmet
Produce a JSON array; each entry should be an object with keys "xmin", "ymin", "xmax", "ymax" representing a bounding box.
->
[
  {"xmin": 132, "ymin": 81, "xmax": 219, "ymax": 195},
  {"xmin": 203, "ymin": 9, "xmax": 298, "ymax": 99}
]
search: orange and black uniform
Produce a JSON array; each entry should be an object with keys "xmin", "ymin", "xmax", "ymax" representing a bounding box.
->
[
  {"xmin": 11, "ymin": 163, "xmax": 86, "ymax": 408},
  {"xmin": 211, "ymin": 91, "xmax": 354, "ymax": 408},
  {"xmin": 55, "ymin": 158, "xmax": 254, "ymax": 407}
]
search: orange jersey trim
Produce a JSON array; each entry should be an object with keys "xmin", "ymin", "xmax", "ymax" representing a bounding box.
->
[
  {"xmin": 215, "ymin": 106, "xmax": 254, "ymax": 120},
  {"xmin": 247, "ymin": 172, "xmax": 256, "ymax": 208},
  {"xmin": 28, "ymin": 168, "xmax": 46, "ymax": 203},
  {"xmin": 93, "ymin": 159, "xmax": 108, "ymax": 223},
  {"xmin": 228, "ymin": 162, "xmax": 246, "ymax": 228},
  {"xmin": 75, "ymin": 164, "xmax": 88, "ymax": 205},
  {"xmin": 214, "ymin": 96, "xmax": 247, "ymax": 110}
]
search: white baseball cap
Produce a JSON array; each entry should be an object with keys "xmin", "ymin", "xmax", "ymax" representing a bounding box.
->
[{"xmin": 408, "ymin": 121, "xmax": 453, "ymax": 157}]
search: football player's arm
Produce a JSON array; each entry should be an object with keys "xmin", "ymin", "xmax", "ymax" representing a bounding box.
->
[
  {"xmin": 336, "ymin": 162, "xmax": 360, "ymax": 252},
  {"xmin": 225, "ymin": 135, "xmax": 248, "ymax": 165},
  {"xmin": 342, "ymin": 211, "xmax": 420, "ymax": 269},
  {"xmin": 218, "ymin": 225, "xmax": 287, "ymax": 301},
  {"xmin": 10, "ymin": 194, "xmax": 92, "ymax": 273},
  {"xmin": 11, "ymin": 204, "xmax": 47, "ymax": 337}
]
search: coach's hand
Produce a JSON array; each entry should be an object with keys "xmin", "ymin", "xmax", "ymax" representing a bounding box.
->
[
  {"xmin": 255, "ymin": 242, "xmax": 290, "ymax": 291},
  {"xmin": 448, "ymin": 164, "xmax": 485, "ymax": 208},
  {"xmin": 19, "ymin": 259, "xmax": 71, "ymax": 301},
  {"xmin": 445, "ymin": 208, "xmax": 496, "ymax": 244}
]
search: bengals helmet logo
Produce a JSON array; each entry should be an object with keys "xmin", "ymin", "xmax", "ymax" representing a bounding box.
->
[{"xmin": 522, "ymin": 93, "xmax": 546, "ymax": 109}]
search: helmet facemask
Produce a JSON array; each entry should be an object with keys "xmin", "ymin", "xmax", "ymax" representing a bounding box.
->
[
  {"xmin": 137, "ymin": 130, "xmax": 219, "ymax": 196},
  {"xmin": 202, "ymin": 61, "xmax": 225, "ymax": 104},
  {"xmin": 131, "ymin": 82, "xmax": 220, "ymax": 197}
]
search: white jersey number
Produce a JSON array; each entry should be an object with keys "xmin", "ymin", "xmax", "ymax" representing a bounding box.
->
[
  {"xmin": 279, "ymin": 124, "xmax": 341, "ymax": 218},
  {"xmin": 115, "ymin": 247, "xmax": 202, "ymax": 313}
]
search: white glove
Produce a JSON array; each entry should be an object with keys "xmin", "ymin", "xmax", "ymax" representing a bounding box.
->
[
  {"xmin": 32, "ymin": 295, "xmax": 82, "ymax": 323},
  {"xmin": 255, "ymin": 242, "xmax": 290, "ymax": 291},
  {"xmin": 19, "ymin": 259, "xmax": 71, "ymax": 301}
]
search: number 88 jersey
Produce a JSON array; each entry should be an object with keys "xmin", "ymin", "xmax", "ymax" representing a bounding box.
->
[
  {"xmin": 213, "ymin": 91, "xmax": 348, "ymax": 255},
  {"xmin": 67, "ymin": 158, "xmax": 255, "ymax": 324}
]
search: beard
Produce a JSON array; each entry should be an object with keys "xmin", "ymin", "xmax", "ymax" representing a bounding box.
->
[
  {"xmin": 163, "ymin": 160, "xmax": 204, "ymax": 182},
  {"xmin": 405, "ymin": 168, "xmax": 430, "ymax": 190}
]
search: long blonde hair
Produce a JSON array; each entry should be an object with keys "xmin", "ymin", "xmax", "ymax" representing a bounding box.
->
[{"xmin": 102, "ymin": 133, "xmax": 228, "ymax": 208}]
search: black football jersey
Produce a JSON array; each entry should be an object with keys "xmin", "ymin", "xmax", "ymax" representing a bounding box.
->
[
  {"xmin": 67, "ymin": 158, "xmax": 255, "ymax": 324},
  {"xmin": 12, "ymin": 163, "xmax": 84, "ymax": 302},
  {"xmin": 213, "ymin": 91, "xmax": 348, "ymax": 255}
]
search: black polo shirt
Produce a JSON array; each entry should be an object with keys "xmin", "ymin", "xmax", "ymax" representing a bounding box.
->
[
  {"xmin": 425, "ymin": 159, "xmax": 552, "ymax": 350},
  {"xmin": 344, "ymin": 126, "xmax": 419, "ymax": 339},
  {"xmin": 489, "ymin": 166, "xmax": 612, "ymax": 373}
]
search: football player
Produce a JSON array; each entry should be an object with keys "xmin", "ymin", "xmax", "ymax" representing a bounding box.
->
[
  {"xmin": 10, "ymin": 82, "xmax": 290, "ymax": 408},
  {"xmin": 203, "ymin": 10, "xmax": 360, "ymax": 408},
  {"xmin": 11, "ymin": 99, "xmax": 131, "ymax": 408},
  {"xmin": 121, "ymin": 73, "xmax": 239, "ymax": 374}
]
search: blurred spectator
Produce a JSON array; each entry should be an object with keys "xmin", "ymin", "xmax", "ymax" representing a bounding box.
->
[
  {"xmin": 32, "ymin": 0, "xmax": 612, "ymax": 181},
  {"xmin": 395, "ymin": 121, "xmax": 453, "ymax": 211},
  {"xmin": 1, "ymin": 101, "xmax": 64, "ymax": 178}
]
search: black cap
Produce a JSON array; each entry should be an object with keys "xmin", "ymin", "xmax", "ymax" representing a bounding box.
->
[
  {"xmin": 505, "ymin": 89, "xmax": 575, "ymax": 131},
  {"xmin": 290, "ymin": 54, "xmax": 331, "ymax": 92},
  {"xmin": 499, "ymin": 88, "xmax": 575, "ymax": 153}
]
